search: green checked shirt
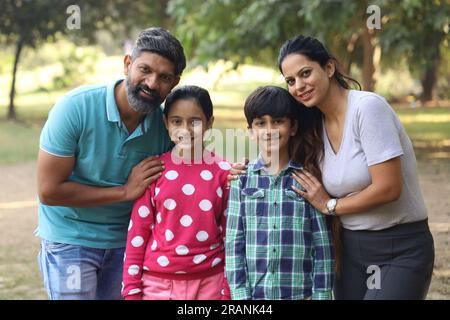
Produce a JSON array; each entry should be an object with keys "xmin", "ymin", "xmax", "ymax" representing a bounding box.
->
[{"xmin": 225, "ymin": 156, "xmax": 334, "ymax": 300}]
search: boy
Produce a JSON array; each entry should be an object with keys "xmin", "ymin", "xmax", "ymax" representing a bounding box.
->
[{"xmin": 225, "ymin": 86, "xmax": 334, "ymax": 300}]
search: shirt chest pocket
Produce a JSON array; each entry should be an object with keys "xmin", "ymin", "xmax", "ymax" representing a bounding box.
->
[
  {"xmin": 128, "ymin": 150, "xmax": 150, "ymax": 161},
  {"xmin": 284, "ymin": 189, "xmax": 304, "ymax": 202},
  {"xmin": 241, "ymin": 188, "xmax": 267, "ymax": 219},
  {"xmin": 282, "ymin": 189, "xmax": 308, "ymax": 228},
  {"xmin": 241, "ymin": 188, "xmax": 265, "ymax": 198}
]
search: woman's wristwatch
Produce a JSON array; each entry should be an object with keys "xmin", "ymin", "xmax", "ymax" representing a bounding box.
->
[{"xmin": 325, "ymin": 198, "xmax": 338, "ymax": 216}]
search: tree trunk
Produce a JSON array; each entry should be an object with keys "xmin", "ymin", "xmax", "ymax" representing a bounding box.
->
[
  {"xmin": 361, "ymin": 28, "xmax": 376, "ymax": 92},
  {"xmin": 8, "ymin": 38, "xmax": 24, "ymax": 120},
  {"xmin": 342, "ymin": 32, "xmax": 360, "ymax": 75},
  {"xmin": 420, "ymin": 48, "xmax": 440, "ymax": 103}
]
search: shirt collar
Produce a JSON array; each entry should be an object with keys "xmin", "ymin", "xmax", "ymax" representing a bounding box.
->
[
  {"xmin": 251, "ymin": 154, "xmax": 303, "ymax": 173},
  {"xmin": 106, "ymin": 79, "xmax": 123, "ymax": 123},
  {"xmin": 105, "ymin": 79, "xmax": 163, "ymax": 134}
]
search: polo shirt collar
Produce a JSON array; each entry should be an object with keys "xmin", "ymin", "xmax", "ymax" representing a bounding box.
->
[
  {"xmin": 106, "ymin": 79, "xmax": 123, "ymax": 123},
  {"xmin": 105, "ymin": 79, "xmax": 162, "ymax": 135}
]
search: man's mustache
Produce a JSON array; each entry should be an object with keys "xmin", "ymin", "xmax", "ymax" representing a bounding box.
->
[{"xmin": 135, "ymin": 84, "xmax": 160, "ymax": 101}]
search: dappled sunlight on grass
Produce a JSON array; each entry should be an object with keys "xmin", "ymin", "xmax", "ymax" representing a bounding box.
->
[{"xmin": 398, "ymin": 109, "xmax": 450, "ymax": 124}]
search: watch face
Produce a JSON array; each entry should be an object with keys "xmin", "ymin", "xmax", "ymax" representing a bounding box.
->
[{"xmin": 327, "ymin": 199, "xmax": 336, "ymax": 211}]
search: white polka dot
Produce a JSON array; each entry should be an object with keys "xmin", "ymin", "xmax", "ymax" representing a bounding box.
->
[
  {"xmin": 218, "ymin": 161, "xmax": 231, "ymax": 170},
  {"xmin": 128, "ymin": 288, "xmax": 141, "ymax": 295},
  {"xmin": 151, "ymin": 240, "xmax": 157, "ymax": 250},
  {"xmin": 221, "ymin": 289, "xmax": 225, "ymax": 295},
  {"xmin": 155, "ymin": 187, "xmax": 160, "ymax": 196},
  {"xmin": 180, "ymin": 215, "xmax": 193, "ymax": 227},
  {"xmin": 175, "ymin": 245, "xmax": 189, "ymax": 255},
  {"xmin": 165, "ymin": 229, "xmax": 174, "ymax": 241},
  {"xmin": 165, "ymin": 170, "xmax": 179, "ymax": 180},
  {"xmin": 175, "ymin": 271, "xmax": 187, "ymax": 274},
  {"xmin": 128, "ymin": 265, "xmax": 140, "ymax": 276},
  {"xmin": 212, "ymin": 257, "xmax": 222, "ymax": 267},
  {"xmin": 138, "ymin": 205, "xmax": 150, "ymax": 218},
  {"xmin": 123, "ymin": 253, "xmax": 126, "ymax": 262},
  {"xmin": 156, "ymin": 212, "xmax": 162, "ymax": 224},
  {"xmin": 121, "ymin": 282, "xmax": 124, "ymax": 292},
  {"xmin": 164, "ymin": 199, "xmax": 177, "ymax": 210},
  {"xmin": 143, "ymin": 266, "xmax": 150, "ymax": 271},
  {"xmin": 128, "ymin": 220, "xmax": 133, "ymax": 231},
  {"xmin": 196, "ymin": 231, "xmax": 209, "ymax": 242},
  {"xmin": 182, "ymin": 184, "xmax": 195, "ymax": 195},
  {"xmin": 151, "ymin": 197, "xmax": 155, "ymax": 207},
  {"xmin": 199, "ymin": 199, "xmax": 212, "ymax": 211},
  {"xmin": 131, "ymin": 236, "xmax": 144, "ymax": 247},
  {"xmin": 151, "ymin": 223, "xmax": 155, "ymax": 230},
  {"xmin": 157, "ymin": 256, "xmax": 170, "ymax": 267},
  {"xmin": 200, "ymin": 170, "xmax": 213, "ymax": 181},
  {"xmin": 210, "ymin": 243, "xmax": 220, "ymax": 250},
  {"xmin": 216, "ymin": 187, "xmax": 223, "ymax": 198},
  {"xmin": 193, "ymin": 254, "xmax": 207, "ymax": 264}
]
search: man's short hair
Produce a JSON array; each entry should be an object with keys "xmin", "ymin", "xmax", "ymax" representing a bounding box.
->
[{"xmin": 131, "ymin": 27, "xmax": 186, "ymax": 76}]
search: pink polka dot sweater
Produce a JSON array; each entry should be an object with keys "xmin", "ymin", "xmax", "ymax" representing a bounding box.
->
[{"xmin": 122, "ymin": 150, "xmax": 231, "ymax": 300}]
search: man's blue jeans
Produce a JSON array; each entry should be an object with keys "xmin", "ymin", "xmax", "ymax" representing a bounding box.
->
[{"xmin": 37, "ymin": 239, "xmax": 125, "ymax": 300}]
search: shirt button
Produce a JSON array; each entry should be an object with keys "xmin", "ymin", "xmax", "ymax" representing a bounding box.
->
[
  {"xmin": 273, "ymin": 224, "xmax": 277, "ymax": 229},
  {"xmin": 273, "ymin": 248, "xmax": 276, "ymax": 252}
]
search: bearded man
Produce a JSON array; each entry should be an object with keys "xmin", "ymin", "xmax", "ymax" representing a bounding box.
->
[{"xmin": 36, "ymin": 28, "xmax": 185, "ymax": 300}]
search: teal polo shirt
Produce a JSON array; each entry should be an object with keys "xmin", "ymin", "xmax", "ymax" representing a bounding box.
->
[{"xmin": 37, "ymin": 79, "xmax": 173, "ymax": 249}]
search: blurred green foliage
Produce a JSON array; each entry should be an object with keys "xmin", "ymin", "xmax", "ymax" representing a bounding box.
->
[{"xmin": 51, "ymin": 45, "xmax": 99, "ymax": 90}]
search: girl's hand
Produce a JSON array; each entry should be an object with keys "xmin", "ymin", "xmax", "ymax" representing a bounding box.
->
[
  {"xmin": 291, "ymin": 169, "xmax": 331, "ymax": 214},
  {"xmin": 227, "ymin": 158, "xmax": 248, "ymax": 182}
]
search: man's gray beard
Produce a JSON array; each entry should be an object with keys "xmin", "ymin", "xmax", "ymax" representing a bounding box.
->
[{"xmin": 125, "ymin": 78, "xmax": 161, "ymax": 114}]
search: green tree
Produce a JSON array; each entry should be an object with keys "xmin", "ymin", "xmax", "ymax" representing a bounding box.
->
[
  {"xmin": 168, "ymin": 0, "xmax": 385, "ymax": 91},
  {"xmin": 380, "ymin": 0, "xmax": 449, "ymax": 102},
  {"xmin": 168, "ymin": 0, "xmax": 449, "ymax": 99},
  {"xmin": 0, "ymin": 0, "xmax": 71, "ymax": 119},
  {"xmin": 0, "ymin": 0, "xmax": 172, "ymax": 120}
]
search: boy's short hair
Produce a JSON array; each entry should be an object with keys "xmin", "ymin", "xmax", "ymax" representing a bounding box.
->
[
  {"xmin": 131, "ymin": 27, "xmax": 186, "ymax": 76},
  {"xmin": 244, "ymin": 86, "xmax": 300, "ymax": 127}
]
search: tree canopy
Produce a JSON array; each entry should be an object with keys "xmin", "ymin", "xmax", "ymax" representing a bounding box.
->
[{"xmin": 1, "ymin": 0, "xmax": 449, "ymax": 119}]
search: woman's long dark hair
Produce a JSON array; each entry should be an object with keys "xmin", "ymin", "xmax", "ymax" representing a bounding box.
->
[{"xmin": 277, "ymin": 35, "xmax": 361, "ymax": 277}]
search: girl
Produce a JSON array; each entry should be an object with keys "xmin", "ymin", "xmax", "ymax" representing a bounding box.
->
[{"xmin": 122, "ymin": 85, "xmax": 231, "ymax": 300}]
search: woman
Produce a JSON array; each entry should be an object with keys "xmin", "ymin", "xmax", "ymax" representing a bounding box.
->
[{"xmin": 230, "ymin": 35, "xmax": 434, "ymax": 300}]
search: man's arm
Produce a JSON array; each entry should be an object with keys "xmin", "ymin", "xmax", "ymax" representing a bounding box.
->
[{"xmin": 37, "ymin": 150, "xmax": 164, "ymax": 207}]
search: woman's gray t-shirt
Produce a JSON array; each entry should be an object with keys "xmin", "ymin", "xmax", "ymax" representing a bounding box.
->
[{"xmin": 321, "ymin": 90, "xmax": 427, "ymax": 230}]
